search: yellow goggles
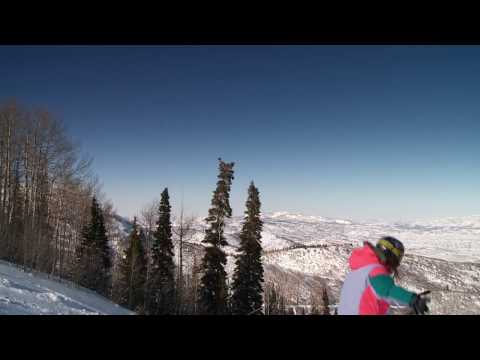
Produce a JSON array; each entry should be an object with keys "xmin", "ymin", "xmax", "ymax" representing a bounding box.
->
[{"xmin": 377, "ymin": 239, "xmax": 404, "ymax": 259}]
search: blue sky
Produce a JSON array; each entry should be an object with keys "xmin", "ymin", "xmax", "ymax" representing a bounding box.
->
[{"xmin": 1, "ymin": 45, "xmax": 480, "ymax": 222}]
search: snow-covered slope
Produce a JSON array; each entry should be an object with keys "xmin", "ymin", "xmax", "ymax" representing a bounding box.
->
[{"xmin": 0, "ymin": 261, "xmax": 133, "ymax": 315}]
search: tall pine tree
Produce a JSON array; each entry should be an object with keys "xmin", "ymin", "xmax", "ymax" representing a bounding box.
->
[
  {"xmin": 116, "ymin": 217, "xmax": 147, "ymax": 312},
  {"xmin": 198, "ymin": 158, "xmax": 235, "ymax": 315},
  {"xmin": 148, "ymin": 188, "xmax": 175, "ymax": 314},
  {"xmin": 231, "ymin": 182, "xmax": 264, "ymax": 315},
  {"xmin": 322, "ymin": 287, "xmax": 330, "ymax": 315},
  {"xmin": 75, "ymin": 196, "xmax": 112, "ymax": 296}
]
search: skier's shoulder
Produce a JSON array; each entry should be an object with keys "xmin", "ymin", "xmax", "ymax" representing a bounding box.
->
[{"xmin": 367, "ymin": 263, "xmax": 390, "ymax": 278}]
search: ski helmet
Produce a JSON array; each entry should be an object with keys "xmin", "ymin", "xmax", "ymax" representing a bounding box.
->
[{"xmin": 376, "ymin": 236, "xmax": 404, "ymax": 268}]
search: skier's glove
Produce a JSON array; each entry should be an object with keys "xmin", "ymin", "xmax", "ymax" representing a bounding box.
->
[{"xmin": 410, "ymin": 291, "xmax": 431, "ymax": 315}]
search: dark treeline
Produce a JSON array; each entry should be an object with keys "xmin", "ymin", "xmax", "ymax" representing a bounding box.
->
[{"xmin": 0, "ymin": 101, "xmax": 330, "ymax": 315}]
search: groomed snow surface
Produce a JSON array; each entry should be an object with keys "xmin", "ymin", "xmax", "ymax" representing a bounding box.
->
[{"xmin": 0, "ymin": 260, "xmax": 132, "ymax": 315}]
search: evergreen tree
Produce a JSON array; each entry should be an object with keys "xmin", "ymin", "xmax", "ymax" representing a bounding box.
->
[
  {"xmin": 75, "ymin": 196, "xmax": 112, "ymax": 296},
  {"xmin": 231, "ymin": 182, "xmax": 264, "ymax": 315},
  {"xmin": 198, "ymin": 158, "xmax": 235, "ymax": 314},
  {"xmin": 116, "ymin": 217, "xmax": 147, "ymax": 312},
  {"xmin": 309, "ymin": 291, "xmax": 321, "ymax": 315},
  {"xmin": 322, "ymin": 287, "xmax": 330, "ymax": 315},
  {"xmin": 148, "ymin": 188, "xmax": 175, "ymax": 314}
]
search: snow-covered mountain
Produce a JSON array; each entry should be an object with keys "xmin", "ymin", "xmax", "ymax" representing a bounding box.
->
[
  {"xmin": 113, "ymin": 211, "xmax": 480, "ymax": 314},
  {"xmin": 257, "ymin": 212, "xmax": 480, "ymax": 263},
  {"xmin": 0, "ymin": 260, "xmax": 133, "ymax": 315}
]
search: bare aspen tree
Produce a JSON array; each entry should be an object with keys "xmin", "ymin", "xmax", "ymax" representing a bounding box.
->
[
  {"xmin": 172, "ymin": 202, "xmax": 196, "ymax": 313},
  {"xmin": 0, "ymin": 100, "xmax": 102, "ymax": 294},
  {"xmin": 139, "ymin": 198, "xmax": 159, "ymax": 306},
  {"xmin": 139, "ymin": 198, "xmax": 159, "ymax": 258}
]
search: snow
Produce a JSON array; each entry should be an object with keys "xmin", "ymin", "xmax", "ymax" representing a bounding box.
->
[
  {"xmin": 0, "ymin": 261, "xmax": 133, "ymax": 315},
  {"xmin": 180, "ymin": 211, "xmax": 480, "ymax": 314},
  {"xmin": 254, "ymin": 212, "xmax": 480, "ymax": 263},
  {"xmin": 111, "ymin": 211, "xmax": 480, "ymax": 314}
]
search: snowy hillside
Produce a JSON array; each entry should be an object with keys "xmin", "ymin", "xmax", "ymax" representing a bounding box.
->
[
  {"xmin": 113, "ymin": 211, "xmax": 480, "ymax": 314},
  {"xmin": 262, "ymin": 246, "xmax": 480, "ymax": 315},
  {"xmin": 0, "ymin": 261, "xmax": 133, "ymax": 315},
  {"xmin": 253, "ymin": 212, "xmax": 480, "ymax": 263}
]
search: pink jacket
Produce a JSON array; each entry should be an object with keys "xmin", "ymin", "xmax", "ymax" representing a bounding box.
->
[{"xmin": 338, "ymin": 243, "xmax": 414, "ymax": 315}]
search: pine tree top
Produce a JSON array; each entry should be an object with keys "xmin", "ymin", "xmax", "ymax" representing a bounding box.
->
[
  {"xmin": 206, "ymin": 160, "xmax": 234, "ymax": 219},
  {"xmin": 155, "ymin": 188, "xmax": 171, "ymax": 230},
  {"xmin": 127, "ymin": 218, "xmax": 146, "ymax": 257},
  {"xmin": 152, "ymin": 187, "xmax": 174, "ymax": 260},
  {"xmin": 202, "ymin": 159, "xmax": 235, "ymax": 247},
  {"xmin": 244, "ymin": 181, "xmax": 261, "ymax": 219}
]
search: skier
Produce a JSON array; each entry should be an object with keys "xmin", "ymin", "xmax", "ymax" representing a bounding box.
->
[{"xmin": 338, "ymin": 236, "xmax": 430, "ymax": 315}]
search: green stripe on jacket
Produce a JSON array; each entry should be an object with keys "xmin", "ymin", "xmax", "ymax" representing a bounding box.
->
[{"xmin": 369, "ymin": 274, "xmax": 415, "ymax": 305}]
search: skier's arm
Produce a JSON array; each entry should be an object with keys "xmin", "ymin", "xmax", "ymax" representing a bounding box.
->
[{"xmin": 368, "ymin": 274, "xmax": 416, "ymax": 306}]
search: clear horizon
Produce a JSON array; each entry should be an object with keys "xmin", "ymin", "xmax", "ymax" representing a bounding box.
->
[{"xmin": 1, "ymin": 45, "xmax": 480, "ymax": 222}]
